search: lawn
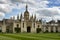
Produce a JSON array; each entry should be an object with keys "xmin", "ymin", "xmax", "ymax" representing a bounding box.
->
[{"xmin": 0, "ymin": 33, "xmax": 60, "ymax": 40}]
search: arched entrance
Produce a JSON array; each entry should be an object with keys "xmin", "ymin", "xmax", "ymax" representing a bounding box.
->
[{"xmin": 27, "ymin": 26, "xmax": 31, "ymax": 33}]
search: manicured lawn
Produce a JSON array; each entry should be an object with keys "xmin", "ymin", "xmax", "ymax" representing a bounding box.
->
[{"xmin": 0, "ymin": 33, "xmax": 60, "ymax": 40}]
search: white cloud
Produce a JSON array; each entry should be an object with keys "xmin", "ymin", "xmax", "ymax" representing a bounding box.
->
[
  {"xmin": 39, "ymin": 1, "xmax": 49, "ymax": 8},
  {"xmin": 0, "ymin": 12, "xmax": 5, "ymax": 20},
  {"xmin": 0, "ymin": 4, "xmax": 13, "ymax": 13},
  {"xmin": 0, "ymin": 0, "xmax": 8, "ymax": 4},
  {"xmin": 35, "ymin": 7, "xmax": 60, "ymax": 21},
  {"xmin": 0, "ymin": 12, "xmax": 5, "ymax": 17},
  {"xmin": 0, "ymin": 0, "xmax": 60, "ymax": 21}
]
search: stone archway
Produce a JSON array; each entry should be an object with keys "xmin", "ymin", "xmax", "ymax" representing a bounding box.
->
[{"xmin": 27, "ymin": 26, "xmax": 31, "ymax": 33}]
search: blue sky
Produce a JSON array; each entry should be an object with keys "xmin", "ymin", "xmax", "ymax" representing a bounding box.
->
[
  {"xmin": 0, "ymin": 0, "xmax": 60, "ymax": 22},
  {"xmin": 48, "ymin": 0, "xmax": 60, "ymax": 7}
]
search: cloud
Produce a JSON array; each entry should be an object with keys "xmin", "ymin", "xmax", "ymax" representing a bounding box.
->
[
  {"xmin": 0, "ymin": 12, "xmax": 5, "ymax": 20},
  {"xmin": 0, "ymin": 4, "xmax": 13, "ymax": 13},
  {"xmin": 36, "ymin": 8, "xmax": 59, "ymax": 16},
  {"xmin": 0, "ymin": 0, "xmax": 60, "ymax": 21},
  {"xmin": 0, "ymin": 12, "xmax": 5, "ymax": 17},
  {"xmin": 0, "ymin": 0, "xmax": 8, "ymax": 4},
  {"xmin": 0, "ymin": 0, "xmax": 13, "ymax": 20},
  {"xmin": 35, "ymin": 7, "xmax": 60, "ymax": 21}
]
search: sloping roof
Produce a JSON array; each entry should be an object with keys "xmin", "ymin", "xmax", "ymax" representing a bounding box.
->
[
  {"xmin": 57, "ymin": 20, "xmax": 60, "ymax": 23},
  {"xmin": 47, "ymin": 20, "xmax": 56, "ymax": 24},
  {"xmin": 4, "ymin": 19, "xmax": 13, "ymax": 24}
]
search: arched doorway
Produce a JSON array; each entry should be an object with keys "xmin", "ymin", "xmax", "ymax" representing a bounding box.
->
[{"xmin": 27, "ymin": 26, "xmax": 31, "ymax": 33}]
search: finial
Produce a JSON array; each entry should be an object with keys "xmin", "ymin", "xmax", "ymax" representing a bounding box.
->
[
  {"xmin": 20, "ymin": 12, "xmax": 22, "ymax": 19},
  {"xmin": 26, "ymin": 0, "xmax": 28, "ymax": 11},
  {"xmin": 35, "ymin": 14, "xmax": 36, "ymax": 18},
  {"xmin": 26, "ymin": 4, "xmax": 28, "ymax": 11}
]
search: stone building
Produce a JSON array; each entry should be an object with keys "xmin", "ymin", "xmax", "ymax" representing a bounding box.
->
[
  {"xmin": 42, "ymin": 20, "xmax": 60, "ymax": 33},
  {"xmin": 0, "ymin": 4, "xmax": 60, "ymax": 33}
]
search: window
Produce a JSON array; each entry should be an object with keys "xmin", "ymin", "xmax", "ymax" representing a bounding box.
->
[
  {"xmin": 34, "ymin": 23, "xmax": 35, "ymax": 28},
  {"xmin": 46, "ymin": 27, "xmax": 48, "ymax": 29},
  {"xmin": 17, "ymin": 24, "xmax": 19, "ymax": 28},
  {"xmin": 38, "ymin": 25, "xmax": 39, "ymax": 28},
  {"xmin": 23, "ymin": 23, "xmax": 24, "ymax": 28}
]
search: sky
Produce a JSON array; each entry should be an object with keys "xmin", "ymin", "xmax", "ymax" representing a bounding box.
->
[{"xmin": 0, "ymin": 0, "xmax": 60, "ymax": 22}]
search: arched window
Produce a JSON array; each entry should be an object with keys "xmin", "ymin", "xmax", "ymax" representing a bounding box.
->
[
  {"xmin": 15, "ymin": 24, "xmax": 21, "ymax": 33},
  {"xmin": 46, "ymin": 27, "xmax": 48, "ymax": 29},
  {"xmin": 23, "ymin": 23, "xmax": 24, "ymax": 28},
  {"xmin": 38, "ymin": 25, "xmax": 39, "ymax": 28},
  {"xmin": 17, "ymin": 24, "xmax": 19, "ymax": 28},
  {"xmin": 34, "ymin": 23, "xmax": 35, "ymax": 28}
]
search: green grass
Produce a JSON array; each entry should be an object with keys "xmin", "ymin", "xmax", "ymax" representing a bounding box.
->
[{"xmin": 0, "ymin": 33, "xmax": 60, "ymax": 40}]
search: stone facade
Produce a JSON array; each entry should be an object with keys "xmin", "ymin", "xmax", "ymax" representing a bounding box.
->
[{"xmin": 0, "ymin": 4, "xmax": 60, "ymax": 33}]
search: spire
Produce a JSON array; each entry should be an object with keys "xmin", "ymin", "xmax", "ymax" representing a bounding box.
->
[
  {"xmin": 17, "ymin": 14, "xmax": 19, "ymax": 20},
  {"xmin": 32, "ymin": 14, "xmax": 33, "ymax": 18},
  {"xmin": 30, "ymin": 14, "xmax": 33, "ymax": 20},
  {"xmin": 34, "ymin": 14, "xmax": 36, "ymax": 21},
  {"xmin": 26, "ymin": 4, "xmax": 28, "ymax": 11},
  {"xmin": 34, "ymin": 14, "xmax": 36, "ymax": 19},
  {"xmin": 26, "ymin": 0, "xmax": 28, "ymax": 11},
  {"xmin": 20, "ymin": 13, "xmax": 22, "ymax": 19},
  {"xmin": 12, "ymin": 16, "xmax": 15, "ymax": 20}
]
